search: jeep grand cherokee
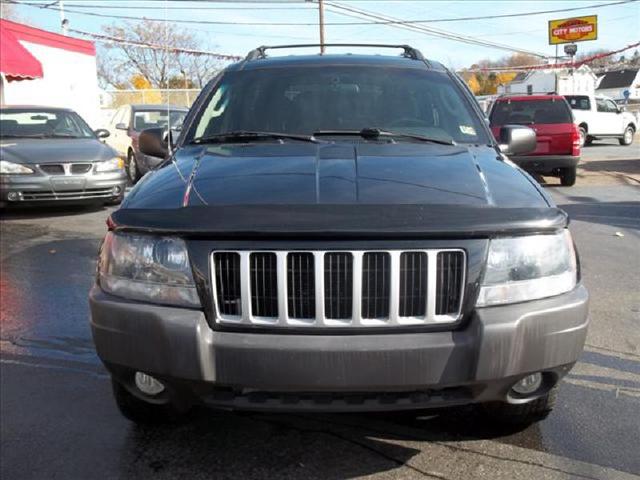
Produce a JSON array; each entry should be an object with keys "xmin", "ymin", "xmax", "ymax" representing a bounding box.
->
[{"xmin": 89, "ymin": 44, "xmax": 589, "ymax": 425}]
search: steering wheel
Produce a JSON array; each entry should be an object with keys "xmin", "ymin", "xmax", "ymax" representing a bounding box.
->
[{"xmin": 386, "ymin": 117, "xmax": 431, "ymax": 129}]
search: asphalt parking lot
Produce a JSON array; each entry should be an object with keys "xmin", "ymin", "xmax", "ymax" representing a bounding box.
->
[{"xmin": 1, "ymin": 139, "xmax": 639, "ymax": 480}]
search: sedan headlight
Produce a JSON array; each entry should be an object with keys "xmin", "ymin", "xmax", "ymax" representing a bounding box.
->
[
  {"xmin": 98, "ymin": 232, "xmax": 200, "ymax": 308},
  {"xmin": 476, "ymin": 230, "xmax": 578, "ymax": 307},
  {"xmin": 95, "ymin": 157, "xmax": 124, "ymax": 173},
  {"xmin": 0, "ymin": 160, "xmax": 35, "ymax": 175}
]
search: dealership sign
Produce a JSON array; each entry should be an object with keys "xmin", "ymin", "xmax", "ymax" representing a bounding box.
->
[{"xmin": 549, "ymin": 16, "xmax": 598, "ymax": 45}]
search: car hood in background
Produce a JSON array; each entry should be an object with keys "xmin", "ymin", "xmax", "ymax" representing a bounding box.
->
[{"xmin": 0, "ymin": 138, "xmax": 117, "ymax": 164}]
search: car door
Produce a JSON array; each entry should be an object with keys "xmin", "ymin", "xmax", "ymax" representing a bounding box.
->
[
  {"xmin": 595, "ymin": 98, "xmax": 618, "ymax": 135},
  {"xmin": 604, "ymin": 99, "xmax": 624, "ymax": 135}
]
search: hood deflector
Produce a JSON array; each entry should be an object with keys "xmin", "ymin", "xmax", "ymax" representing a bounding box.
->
[{"xmin": 110, "ymin": 204, "xmax": 568, "ymax": 238}]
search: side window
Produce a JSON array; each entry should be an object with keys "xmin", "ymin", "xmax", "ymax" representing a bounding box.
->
[
  {"xmin": 605, "ymin": 100, "xmax": 619, "ymax": 113},
  {"xmin": 596, "ymin": 99, "xmax": 607, "ymax": 113}
]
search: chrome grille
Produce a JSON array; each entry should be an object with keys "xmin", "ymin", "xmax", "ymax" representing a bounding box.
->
[
  {"xmin": 213, "ymin": 252, "xmax": 241, "ymax": 316},
  {"xmin": 436, "ymin": 251, "xmax": 465, "ymax": 315},
  {"xmin": 399, "ymin": 252, "xmax": 427, "ymax": 317},
  {"xmin": 287, "ymin": 253, "xmax": 315, "ymax": 319},
  {"xmin": 361, "ymin": 252, "xmax": 390, "ymax": 319},
  {"xmin": 210, "ymin": 249, "xmax": 465, "ymax": 328},
  {"xmin": 325, "ymin": 252, "xmax": 353, "ymax": 320},
  {"xmin": 250, "ymin": 253, "xmax": 278, "ymax": 318}
]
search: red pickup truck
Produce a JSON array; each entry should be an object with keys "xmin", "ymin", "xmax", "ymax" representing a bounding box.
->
[{"xmin": 490, "ymin": 95, "xmax": 581, "ymax": 186}]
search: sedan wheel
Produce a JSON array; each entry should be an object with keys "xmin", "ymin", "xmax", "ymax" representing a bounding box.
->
[{"xmin": 127, "ymin": 152, "xmax": 140, "ymax": 183}]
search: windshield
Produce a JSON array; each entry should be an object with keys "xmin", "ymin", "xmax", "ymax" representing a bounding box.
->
[
  {"xmin": 133, "ymin": 109, "xmax": 187, "ymax": 131},
  {"xmin": 0, "ymin": 109, "xmax": 95, "ymax": 139},
  {"xmin": 190, "ymin": 66, "xmax": 488, "ymax": 144},
  {"xmin": 490, "ymin": 99, "xmax": 573, "ymax": 125}
]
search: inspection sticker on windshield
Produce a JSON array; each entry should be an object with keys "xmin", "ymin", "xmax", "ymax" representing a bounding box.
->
[{"xmin": 459, "ymin": 125, "xmax": 476, "ymax": 135}]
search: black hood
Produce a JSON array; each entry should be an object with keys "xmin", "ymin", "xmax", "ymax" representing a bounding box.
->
[
  {"xmin": 115, "ymin": 142, "xmax": 561, "ymax": 237},
  {"xmin": 124, "ymin": 143, "xmax": 549, "ymax": 209},
  {"xmin": 0, "ymin": 138, "xmax": 118, "ymax": 164}
]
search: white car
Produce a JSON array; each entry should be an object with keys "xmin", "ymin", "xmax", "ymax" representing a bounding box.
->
[{"xmin": 565, "ymin": 95, "xmax": 636, "ymax": 147}]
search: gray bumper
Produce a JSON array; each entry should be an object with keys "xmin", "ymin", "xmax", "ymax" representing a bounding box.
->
[
  {"xmin": 510, "ymin": 155, "xmax": 580, "ymax": 171},
  {"xmin": 90, "ymin": 285, "xmax": 588, "ymax": 411},
  {"xmin": 1, "ymin": 171, "xmax": 127, "ymax": 203}
]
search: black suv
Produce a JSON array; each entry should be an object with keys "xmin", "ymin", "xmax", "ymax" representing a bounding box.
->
[{"xmin": 90, "ymin": 45, "xmax": 588, "ymax": 425}]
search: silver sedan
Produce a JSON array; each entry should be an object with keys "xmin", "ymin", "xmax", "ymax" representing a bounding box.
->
[{"xmin": 1, "ymin": 106, "xmax": 128, "ymax": 207}]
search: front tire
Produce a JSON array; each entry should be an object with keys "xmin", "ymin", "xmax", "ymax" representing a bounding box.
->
[
  {"xmin": 578, "ymin": 127, "xmax": 587, "ymax": 148},
  {"xmin": 559, "ymin": 166, "xmax": 577, "ymax": 186},
  {"xmin": 127, "ymin": 151, "xmax": 141, "ymax": 184},
  {"xmin": 619, "ymin": 125, "xmax": 634, "ymax": 146},
  {"xmin": 483, "ymin": 385, "xmax": 557, "ymax": 425},
  {"xmin": 112, "ymin": 378, "xmax": 186, "ymax": 425}
]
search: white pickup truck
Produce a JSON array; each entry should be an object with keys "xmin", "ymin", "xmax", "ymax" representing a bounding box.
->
[{"xmin": 564, "ymin": 95, "xmax": 636, "ymax": 147}]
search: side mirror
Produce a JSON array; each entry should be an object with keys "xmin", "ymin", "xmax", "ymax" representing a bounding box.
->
[
  {"xmin": 94, "ymin": 129, "xmax": 110, "ymax": 139},
  {"xmin": 498, "ymin": 125, "xmax": 537, "ymax": 156},
  {"xmin": 115, "ymin": 122, "xmax": 128, "ymax": 131},
  {"xmin": 139, "ymin": 127, "xmax": 169, "ymax": 159}
]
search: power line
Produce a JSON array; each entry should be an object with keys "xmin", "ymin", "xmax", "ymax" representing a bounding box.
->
[
  {"xmin": 324, "ymin": 2, "xmax": 548, "ymax": 58},
  {"xmin": 69, "ymin": 27, "xmax": 242, "ymax": 60},
  {"xmin": 9, "ymin": 0, "xmax": 638, "ymax": 26}
]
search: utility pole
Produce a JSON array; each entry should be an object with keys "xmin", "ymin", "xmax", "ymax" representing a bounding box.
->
[
  {"xmin": 318, "ymin": 0, "xmax": 325, "ymax": 54},
  {"xmin": 58, "ymin": 1, "xmax": 69, "ymax": 36}
]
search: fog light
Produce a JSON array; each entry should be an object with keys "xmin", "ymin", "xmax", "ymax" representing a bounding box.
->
[
  {"xmin": 134, "ymin": 372, "xmax": 165, "ymax": 396},
  {"xmin": 512, "ymin": 373, "xmax": 542, "ymax": 395},
  {"xmin": 7, "ymin": 191, "xmax": 19, "ymax": 201},
  {"xmin": 112, "ymin": 186, "xmax": 122, "ymax": 195}
]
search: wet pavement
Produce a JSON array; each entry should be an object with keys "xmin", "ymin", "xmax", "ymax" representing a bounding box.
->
[{"xmin": 1, "ymin": 145, "xmax": 639, "ymax": 479}]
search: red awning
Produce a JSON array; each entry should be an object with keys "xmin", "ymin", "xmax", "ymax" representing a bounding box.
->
[{"xmin": 0, "ymin": 22, "xmax": 43, "ymax": 82}]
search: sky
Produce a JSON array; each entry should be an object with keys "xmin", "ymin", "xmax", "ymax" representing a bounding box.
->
[{"xmin": 6, "ymin": 0, "xmax": 640, "ymax": 69}]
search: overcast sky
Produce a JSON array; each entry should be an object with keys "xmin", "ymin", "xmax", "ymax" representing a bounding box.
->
[{"xmin": 9, "ymin": 0, "xmax": 640, "ymax": 68}]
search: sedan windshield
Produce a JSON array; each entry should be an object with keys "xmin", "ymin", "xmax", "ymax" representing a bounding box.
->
[
  {"xmin": 0, "ymin": 109, "xmax": 95, "ymax": 139},
  {"xmin": 190, "ymin": 66, "xmax": 488, "ymax": 144}
]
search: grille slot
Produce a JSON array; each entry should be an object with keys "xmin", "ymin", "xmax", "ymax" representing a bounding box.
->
[
  {"xmin": 436, "ymin": 251, "xmax": 465, "ymax": 315},
  {"xmin": 214, "ymin": 252, "xmax": 241, "ymax": 316},
  {"xmin": 324, "ymin": 252, "xmax": 353, "ymax": 319},
  {"xmin": 287, "ymin": 253, "xmax": 315, "ymax": 319},
  {"xmin": 39, "ymin": 164, "xmax": 65, "ymax": 175},
  {"xmin": 361, "ymin": 252, "xmax": 390, "ymax": 319},
  {"xmin": 399, "ymin": 252, "xmax": 427, "ymax": 317},
  {"xmin": 71, "ymin": 163, "xmax": 92, "ymax": 174},
  {"xmin": 211, "ymin": 249, "xmax": 465, "ymax": 328},
  {"xmin": 250, "ymin": 253, "xmax": 278, "ymax": 317}
]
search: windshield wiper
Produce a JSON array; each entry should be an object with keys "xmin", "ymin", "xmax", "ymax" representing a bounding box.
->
[
  {"xmin": 313, "ymin": 128, "xmax": 455, "ymax": 146},
  {"xmin": 191, "ymin": 131, "xmax": 320, "ymax": 144}
]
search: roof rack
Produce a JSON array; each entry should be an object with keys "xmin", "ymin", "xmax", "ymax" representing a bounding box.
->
[{"xmin": 245, "ymin": 44, "xmax": 425, "ymax": 61}]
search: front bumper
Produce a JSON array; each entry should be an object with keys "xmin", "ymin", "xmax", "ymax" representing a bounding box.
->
[
  {"xmin": 1, "ymin": 170, "xmax": 127, "ymax": 204},
  {"xmin": 90, "ymin": 285, "xmax": 589, "ymax": 412},
  {"xmin": 510, "ymin": 155, "xmax": 580, "ymax": 173}
]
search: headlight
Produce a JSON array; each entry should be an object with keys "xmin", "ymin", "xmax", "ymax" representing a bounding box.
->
[
  {"xmin": 0, "ymin": 160, "xmax": 35, "ymax": 175},
  {"xmin": 98, "ymin": 232, "xmax": 200, "ymax": 308},
  {"xmin": 476, "ymin": 230, "xmax": 578, "ymax": 307},
  {"xmin": 95, "ymin": 157, "xmax": 124, "ymax": 173}
]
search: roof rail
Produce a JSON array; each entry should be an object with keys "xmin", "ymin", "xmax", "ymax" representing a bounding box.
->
[{"xmin": 245, "ymin": 44, "xmax": 425, "ymax": 61}]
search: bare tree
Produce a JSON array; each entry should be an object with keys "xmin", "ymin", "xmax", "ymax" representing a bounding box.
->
[{"xmin": 98, "ymin": 19, "xmax": 222, "ymax": 89}]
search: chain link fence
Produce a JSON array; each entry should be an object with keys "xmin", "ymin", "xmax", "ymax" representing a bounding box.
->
[{"xmin": 102, "ymin": 89, "xmax": 202, "ymax": 109}]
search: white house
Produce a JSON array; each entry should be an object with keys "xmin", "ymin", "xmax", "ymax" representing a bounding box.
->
[
  {"xmin": 596, "ymin": 68, "xmax": 640, "ymax": 102},
  {"xmin": 0, "ymin": 19, "xmax": 101, "ymax": 128},
  {"xmin": 497, "ymin": 65, "xmax": 597, "ymax": 96}
]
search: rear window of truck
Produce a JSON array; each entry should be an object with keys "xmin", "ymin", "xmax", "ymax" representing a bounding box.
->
[{"xmin": 490, "ymin": 99, "xmax": 573, "ymax": 125}]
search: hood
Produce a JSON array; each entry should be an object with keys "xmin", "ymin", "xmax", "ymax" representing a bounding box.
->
[
  {"xmin": 0, "ymin": 138, "xmax": 117, "ymax": 164},
  {"xmin": 124, "ymin": 142, "xmax": 548, "ymax": 209}
]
